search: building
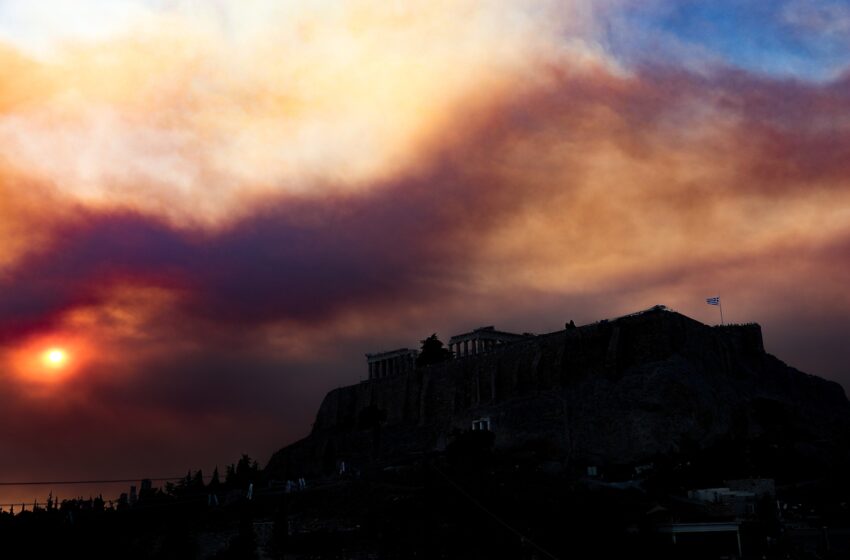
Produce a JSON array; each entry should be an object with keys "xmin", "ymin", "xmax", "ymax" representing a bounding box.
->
[
  {"xmin": 687, "ymin": 487, "xmax": 759, "ymax": 519},
  {"xmin": 448, "ymin": 326, "xmax": 528, "ymax": 358},
  {"xmin": 365, "ymin": 325, "xmax": 528, "ymax": 379},
  {"xmin": 365, "ymin": 348, "xmax": 418, "ymax": 380},
  {"xmin": 726, "ymin": 478, "xmax": 775, "ymax": 499}
]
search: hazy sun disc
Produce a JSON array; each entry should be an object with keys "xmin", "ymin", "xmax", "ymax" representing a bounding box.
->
[
  {"xmin": 8, "ymin": 338, "xmax": 85, "ymax": 386},
  {"xmin": 43, "ymin": 348, "xmax": 68, "ymax": 368}
]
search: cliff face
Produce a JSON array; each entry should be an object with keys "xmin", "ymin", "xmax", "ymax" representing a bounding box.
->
[{"xmin": 266, "ymin": 307, "xmax": 850, "ymax": 478}]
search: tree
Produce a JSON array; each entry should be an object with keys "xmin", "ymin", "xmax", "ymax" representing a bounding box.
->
[
  {"xmin": 227, "ymin": 454, "xmax": 259, "ymax": 489},
  {"xmin": 416, "ymin": 333, "xmax": 453, "ymax": 367},
  {"xmin": 171, "ymin": 470, "xmax": 193, "ymax": 496},
  {"xmin": 225, "ymin": 464, "xmax": 237, "ymax": 488},
  {"xmin": 208, "ymin": 466, "xmax": 221, "ymax": 492},
  {"xmin": 191, "ymin": 469, "xmax": 206, "ymax": 492}
]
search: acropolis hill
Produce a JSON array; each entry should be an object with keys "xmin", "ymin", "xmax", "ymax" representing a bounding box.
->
[{"xmin": 266, "ymin": 306, "xmax": 850, "ymax": 478}]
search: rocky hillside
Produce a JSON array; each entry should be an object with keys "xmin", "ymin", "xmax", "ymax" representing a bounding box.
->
[{"xmin": 266, "ymin": 306, "xmax": 850, "ymax": 478}]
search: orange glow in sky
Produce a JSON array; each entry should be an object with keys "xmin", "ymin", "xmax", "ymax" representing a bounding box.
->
[{"xmin": 7, "ymin": 336, "xmax": 88, "ymax": 386}]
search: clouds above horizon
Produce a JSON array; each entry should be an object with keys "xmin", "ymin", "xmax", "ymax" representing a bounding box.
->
[{"xmin": 0, "ymin": 0, "xmax": 849, "ymax": 503}]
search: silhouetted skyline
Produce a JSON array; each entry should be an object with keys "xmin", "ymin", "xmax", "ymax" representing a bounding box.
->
[{"xmin": 1, "ymin": 0, "xmax": 849, "ymax": 506}]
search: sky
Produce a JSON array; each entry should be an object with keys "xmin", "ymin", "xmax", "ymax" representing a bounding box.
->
[{"xmin": 0, "ymin": 0, "xmax": 849, "ymax": 504}]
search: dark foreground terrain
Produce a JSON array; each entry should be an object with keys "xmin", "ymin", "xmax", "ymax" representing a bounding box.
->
[
  {"xmin": 4, "ymin": 439, "xmax": 850, "ymax": 559},
  {"xmin": 5, "ymin": 307, "xmax": 850, "ymax": 558}
]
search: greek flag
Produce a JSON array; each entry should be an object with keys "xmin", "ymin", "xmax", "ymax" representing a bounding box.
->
[{"xmin": 706, "ymin": 297, "xmax": 720, "ymax": 305}]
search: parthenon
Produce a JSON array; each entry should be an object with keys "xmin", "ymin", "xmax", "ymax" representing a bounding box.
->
[
  {"xmin": 365, "ymin": 326, "xmax": 529, "ymax": 380},
  {"xmin": 448, "ymin": 326, "xmax": 528, "ymax": 357}
]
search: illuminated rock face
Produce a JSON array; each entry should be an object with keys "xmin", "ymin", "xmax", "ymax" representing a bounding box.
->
[{"xmin": 267, "ymin": 307, "xmax": 850, "ymax": 478}]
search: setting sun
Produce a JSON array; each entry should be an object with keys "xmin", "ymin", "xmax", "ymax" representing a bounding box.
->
[
  {"xmin": 8, "ymin": 336, "xmax": 87, "ymax": 386},
  {"xmin": 44, "ymin": 348, "xmax": 68, "ymax": 368}
]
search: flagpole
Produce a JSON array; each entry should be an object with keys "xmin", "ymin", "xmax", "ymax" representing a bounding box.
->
[{"xmin": 719, "ymin": 298, "xmax": 724, "ymax": 325}]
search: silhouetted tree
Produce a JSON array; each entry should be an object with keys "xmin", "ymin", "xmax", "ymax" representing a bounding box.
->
[
  {"xmin": 208, "ymin": 466, "xmax": 221, "ymax": 492},
  {"xmin": 178, "ymin": 470, "xmax": 192, "ymax": 494},
  {"xmin": 190, "ymin": 470, "xmax": 206, "ymax": 494},
  {"xmin": 224, "ymin": 455, "xmax": 259, "ymax": 490},
  {"xmin": 225, "ymin": 464, "xmax": 237, "ymax": 488},
  {"xmin": 415, "ymin": 333, "xmax": 453, "ymax": 367}
]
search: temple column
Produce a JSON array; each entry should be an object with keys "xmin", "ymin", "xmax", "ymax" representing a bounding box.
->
[{"xmin": 369, "ymin": 362, "xmax": 374, "ymax": 380}]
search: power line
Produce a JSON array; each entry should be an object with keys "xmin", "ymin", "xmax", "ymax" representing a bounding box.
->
[{"xmin": 0, "ymin": 477, "xmax": 186, "ymax": 486}]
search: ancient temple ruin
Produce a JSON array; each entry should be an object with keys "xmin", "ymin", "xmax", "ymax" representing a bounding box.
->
[
  {"xmin": 365, "ymin": 326, "xmax": 528, "ymax": 379},
  {"xmin": 365, "ymin": 348, "xmax": 418, "ymax": 380},
  {"xmin": 448, "ymin": 326, "xmax": 529, "ymax": 357}
]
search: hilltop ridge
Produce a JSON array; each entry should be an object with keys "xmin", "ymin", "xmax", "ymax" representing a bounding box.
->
[{"xmin": 266, "ymin": 306, "xmax": 850, "ymax": 478}]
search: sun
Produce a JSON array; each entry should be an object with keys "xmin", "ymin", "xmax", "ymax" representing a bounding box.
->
[
  {"xmin": 42, "ymin": 347, "xmax": 68, "ymax": 368},
  {"xmin": 8, "ymin": 336, "xmax": 86, "ymax": 387}
]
